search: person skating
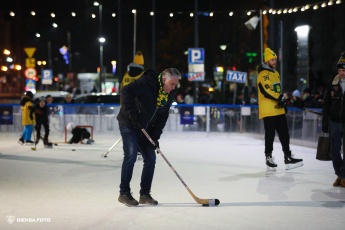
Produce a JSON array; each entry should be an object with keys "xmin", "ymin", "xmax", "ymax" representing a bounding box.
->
[
  {"xmin": 322, "ymin": 51, "xmax": 345, "ymax": 187},
  {"xmin": 117, "ymin": 68, "xmax": 181, "ymax": 206},
  {"xmin": 18, "ymin": 91, "xmax": 35, "ymax": 145},
  {"xmin": 257, "ymin": 48, "xmax": 303, "ymax": 171},
  {"xmin": 31, "ymin": 98, "xmax": 53, "ymax": 148}
]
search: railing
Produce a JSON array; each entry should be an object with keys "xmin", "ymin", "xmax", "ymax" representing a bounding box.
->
[{"xmin": 0, "ymin": 104, "xmax": 323, "ymax": 148}]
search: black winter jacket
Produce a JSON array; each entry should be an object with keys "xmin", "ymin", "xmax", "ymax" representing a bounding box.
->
[
  {"xmin": 32, "ymin": 103, "xmax": 49, "ymax": 125},
  {"xmin": 117, "ymin": 69, "xmax": 175, "ymax": 140},
  {"xmin": 322, "ymin": 75, "xmax": 345, "ymax": 128}
]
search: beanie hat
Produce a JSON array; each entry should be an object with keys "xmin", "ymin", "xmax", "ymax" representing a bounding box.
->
[
  {"xmin": 292, "ymin": 89, "xmax": 301, "ymax": 98},
  {"xmin": 133, "ymin": 51, "xmax": 144, "ymax": 65},
  {"xmin": 337, "ymin": 51, "xmax": 345, "ymax": 70},
  {"xmin": 264, "ymin": 48, "xmax": 277, "ymax": 63},
  {"xmin": 25, "ymin": 91, "xmax": 33, "ymax": 99}
]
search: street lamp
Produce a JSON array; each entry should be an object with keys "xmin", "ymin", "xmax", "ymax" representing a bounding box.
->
[
  {"xmin": 220, "ymin": 45, "xmax": 227, "ymax": 103},
  {"xmin": 295, "ymin": 25, "xmax": 310, "ymax": 91},
  {"xmin": 94, "ymin": 1, "xmax": 104, "ymax": 92},
  {"xmin": 132, "ymin": 9, "xmax": 137, "ymax": 57},
  {"xmin": 99, "ymin": 37, "xmax": 105, "ymax": 92}
]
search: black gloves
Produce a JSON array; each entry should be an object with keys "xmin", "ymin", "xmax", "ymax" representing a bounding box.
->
[
  {"xmin": 277, "ymin": 94, "xmax": 287, "ymax": 107},
  {"xmin": 153, "ymin": 139, "xmax": 160, "ymax": 150},
  {"xmin": 128, "ymin": 113, "xmax": 142, "ymax": 130},
  {"xmin": 322, "ymin": 118, "xmax": 329, "ymax": 133}
]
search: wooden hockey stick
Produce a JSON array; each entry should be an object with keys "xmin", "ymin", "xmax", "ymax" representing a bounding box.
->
[
  {"xmin": 141, "ymin": 129, "xmax": 220, "ymax": 206},
  {"xmin": 101, "ymin": 137, "xmax": 122, "ymax": 158}
]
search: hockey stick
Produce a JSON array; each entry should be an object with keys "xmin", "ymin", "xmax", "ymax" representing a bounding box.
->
[
  {"xmin": 302, "ymin": 108, "xmax": 323, "ymax": 116},
  {"xmin": 101, "ymin": 137, "xmax": 122, "ymax": 158},
  {"xmin": 141, "ymin": 129, "xmax": 220, "ymax": 206},
  {"xmin": 292, "ymin": 106, "xmax": 323, "ymax": 116},
  {"xmin": 40, "ymin": 135, "xmax": 58, "ymax": 146},
  {"xmin": 31, "ymin": 123, "xmax": 37, "ymax": 151}
]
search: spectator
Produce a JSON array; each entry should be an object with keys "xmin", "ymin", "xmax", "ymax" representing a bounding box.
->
[
  {"xmin": 243, "ymin": 79, "xmax": 257, "ymax": 104},
  {"xmin": 63, "ymin": 93, "xmax": 76, "ymax": 125},
  {"xmin": 322, "ymin": 51, "xmax": 345, "ymax": 187},
  {"xmin": 302, "ymin": 88, "xmax": 313, "ymax": 108}
]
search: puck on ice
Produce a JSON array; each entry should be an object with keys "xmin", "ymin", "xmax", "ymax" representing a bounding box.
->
[{"xmin": 72, "ymin": 149, "xmax": 76, "ymax": 151}]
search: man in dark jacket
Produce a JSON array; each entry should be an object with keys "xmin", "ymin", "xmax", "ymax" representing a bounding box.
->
[
  {"xmin": 117, "ymin": 68, "xmax": 181, "ymax": 206},
  {"xmin": 322, "ymin": 51, "xmax": 345, "ymax": 188}
]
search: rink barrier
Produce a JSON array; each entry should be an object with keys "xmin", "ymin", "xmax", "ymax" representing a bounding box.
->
[{"xmin": 0, "ymin": 104, "xmax": 322, "ymax": 148}]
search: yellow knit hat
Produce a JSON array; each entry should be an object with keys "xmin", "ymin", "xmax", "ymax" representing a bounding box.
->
[
  {"xmin": 337, "ymin": 51, "xmax": 345, "ymax": 70},
  {"xmin": 264, "ymin": 48, "xmax": 277, "ymax": 63},
  {"xmin": 133, "ymin": 51, "xmax": 144, "ymax": 65}
]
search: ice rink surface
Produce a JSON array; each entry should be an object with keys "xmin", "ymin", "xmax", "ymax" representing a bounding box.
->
[{"xmin": 0, "ymin": 131, "xmax": 344, "ymax": 230}]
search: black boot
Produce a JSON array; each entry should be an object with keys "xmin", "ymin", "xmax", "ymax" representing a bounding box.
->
[
  {"xmin": 18, "ymin": 136, "xmax": 25, "ymax": 145},
  {"xmin": 265, "ymin": 155, "xmax": 277, "ymax": 171},
  {"xmin": 43, "ymin": 139, "xmax": 53, "ymax": 148},
  {"xmin": 284, "ymin": 151, "xmax": 303, "ymax": 170}
]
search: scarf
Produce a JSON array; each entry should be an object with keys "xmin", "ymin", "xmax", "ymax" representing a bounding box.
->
[{"xmin": 156, "ymin": 74, "xmax": 169, "ymax": 108}]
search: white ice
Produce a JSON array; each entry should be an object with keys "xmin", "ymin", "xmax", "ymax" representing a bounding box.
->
[{"xmin": 0, "ymin": 131, "xmax": 344, "ymax": 230}]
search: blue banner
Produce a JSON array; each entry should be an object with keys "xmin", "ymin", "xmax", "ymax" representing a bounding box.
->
[
  {"xmin": 0, "ymin": 106, "xmax": 13, "ymax": 125},
  {"xmin": 180, "ymin": 107, "xmax": 194, "ymax": 125}
]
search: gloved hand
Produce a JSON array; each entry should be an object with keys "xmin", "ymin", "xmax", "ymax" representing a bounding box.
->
[
  {"xmin": 153, "ymin": 139, "xmax": 160, "ymax": 150},
  {"xmin": 277, "ymin": 94, "xmax": 287, "ymax": 107},
  {"xmin": 322, "ymin": 118, "xmax": 329, "ymax": 133},
  {"xmin": 128, "ymin": 113, "xmax": 142, "ymax": 130}
]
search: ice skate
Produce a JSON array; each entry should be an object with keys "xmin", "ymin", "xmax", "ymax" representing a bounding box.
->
[
  {"xmin": 43, "ymin": 139, "xmax": 53, "ymax": 148},
  {"xmin": 285, "ymin": 154, "xmax": 303, "ymax": 170},
  {"xmin": 18, "ymin": 137, "xmax": 25, "ymax": 145},
  {"xmin": 25, "ymin": 140, "xmax": 34, "ymax": 145},
  {"xmin": 266, "ymin": 156, "xmax": 277, "ymax": 171}
]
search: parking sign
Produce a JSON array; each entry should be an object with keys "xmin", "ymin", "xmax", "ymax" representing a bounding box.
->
[
  {"xmin": 188, "ymin": 48, "xmax": 204, "ymax": 64},
  {"xmin": 42, "ymin": 69, "xmax": 53, "ymax": 85}
]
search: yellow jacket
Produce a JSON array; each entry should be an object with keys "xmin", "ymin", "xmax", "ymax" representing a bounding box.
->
[
  {"xmin": 121, "ymin": 72, "xmax": 143, "ymax": 88},
  {"xmin": 257, "ymin": 65, "xmax": 285, "ymax": 119},
  {"xmin": 21, "ymin": 100, "xmax": 36, "ymax": 126}
]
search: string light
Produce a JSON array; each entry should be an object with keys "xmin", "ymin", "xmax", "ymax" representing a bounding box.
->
[{"xmin": 4, "ymin": 0, "xmax": 343, "ymax": 20}]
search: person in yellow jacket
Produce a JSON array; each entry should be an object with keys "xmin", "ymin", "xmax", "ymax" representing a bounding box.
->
[
  {"xmin": 121, "ymin": 51, "xmax": 145, "ymax": 89},
  {"xmin": 257, "ymin": 48, "xmax": 303, "ymax": 171},
  {"xmin": 18, "ymin": 91, "xmax": 36, "ymax": 145}
]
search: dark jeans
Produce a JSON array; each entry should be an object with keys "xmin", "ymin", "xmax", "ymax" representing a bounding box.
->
[
  {"xmin": 119, "ymin": 123, "xmax": 156, "ymax": 195},
  {"xmin": 263, "ymin": 114, "xmax": 290, "ymax": 156},
  {"xmin": 329, "ymin": 121, "xmax": 345, "ymax": 178},
  {"xmin": 35, "ymin": 123, "xmax": 50, "ymax": 140}
]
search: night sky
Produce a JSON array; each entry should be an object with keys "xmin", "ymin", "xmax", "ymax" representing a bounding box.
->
[{"xmin": 1, "ymin": 0, "xmax": 343, "ymax": 95}]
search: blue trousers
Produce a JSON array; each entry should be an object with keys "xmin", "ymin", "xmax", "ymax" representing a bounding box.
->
[
  {"xmin": 22, "ymin": 125, "xmax": 33, "ymax": 141},
  {"xmin": 119, "ymin": 123, "xmax": 156, "ymax": 195},
  {"xmin": 329, "ymin": 121, "xmax": 345, "ymax": 178}
]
